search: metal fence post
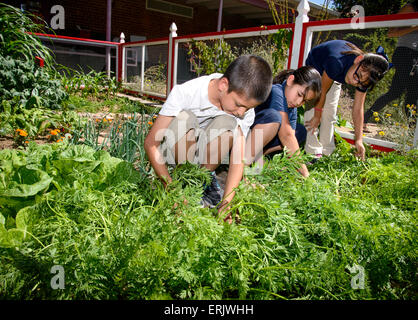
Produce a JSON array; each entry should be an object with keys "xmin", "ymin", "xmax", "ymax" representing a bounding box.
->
[
  {"xmin": 167, "ymin": 22, "xmax": 178, "ymax": 96},
  {"xmin": 290, "ymin": 0, "xmax": 310, "ymax": 69}
]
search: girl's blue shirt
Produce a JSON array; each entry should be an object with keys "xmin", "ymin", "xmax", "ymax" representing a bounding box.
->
[
  {"xmin": 305, "ymin": 40, "xmax": 356, "ymax": 84},
  {"xmin": 254, "ymin": 81, "xmax": 297, "ymax": 130}
]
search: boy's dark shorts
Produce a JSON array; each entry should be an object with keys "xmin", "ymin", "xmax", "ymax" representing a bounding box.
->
[{"xmin": 251, "ymin": 108, "xmax": 307, "ymax": 152}]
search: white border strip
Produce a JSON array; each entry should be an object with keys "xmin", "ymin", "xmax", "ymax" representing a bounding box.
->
[{"xmin": 336, "ymin": 129, "xmax": 401, "ymax": 150}]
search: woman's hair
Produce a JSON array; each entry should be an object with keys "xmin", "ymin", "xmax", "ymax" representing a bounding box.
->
[
  {"xmin": 341, "ymin": 42, "xmax": 389, "ymax": 91},
  {"xmin": 223, "ymin": 54, "xmax": 273, "ymax": 103},
  {"xmin": 273, "ymin": 66, "xmax": 322, "ymax": 103}
]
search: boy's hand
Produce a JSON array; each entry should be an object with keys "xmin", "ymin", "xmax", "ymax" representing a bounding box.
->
[{"xmin": 218, "ymin": 200, "xmax": 233, "ymax": 224}]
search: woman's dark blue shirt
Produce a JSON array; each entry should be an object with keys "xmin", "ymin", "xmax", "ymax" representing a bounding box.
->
[{"xmin": 305, "ymin": 40, "xmax": 357, "ymax": 84}]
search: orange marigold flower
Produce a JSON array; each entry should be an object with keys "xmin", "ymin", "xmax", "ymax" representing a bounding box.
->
[
  {"xmin": 17, "ymin": 129, "xmax": 28, "ymax": 137},
  {"xmin": 148, "ymin": 121, "xmax": 153, "ymax": 125}
]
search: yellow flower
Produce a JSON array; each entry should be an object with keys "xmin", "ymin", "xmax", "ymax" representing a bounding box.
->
[
  {"xmin": 385, "ymin": 113, "xmax": 391, "ymax": 117},
  {"xmin": 412, "ymin": 110, "xmax": 416, "ymax": 115},
  {"xmin": 378, "ymin": 131, "xmax": 385, "ymax": 136},
  {"xmin": 373, "ymin": 112, "xmax": 379, "ymax": 117},
  {"xmin": 406, "ymin": 104, "xmax": 411, "ymax": 109},
  {"xmin": 375, "ymin": 117, "xmax": 380, "ymax": 122},
  {"xmin": 395, "ymin": 122, "xmax": 399, "ymax": 126},
  {"xmin": 393, "ymin": 103, "xmax": 398, "ymax": 107}
]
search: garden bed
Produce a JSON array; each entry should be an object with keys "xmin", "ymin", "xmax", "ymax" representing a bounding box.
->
[{"xmin": 0, "ymin": 3, "xmax": 416, "ymax": 299}]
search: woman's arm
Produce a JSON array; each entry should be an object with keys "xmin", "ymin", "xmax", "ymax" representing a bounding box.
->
[
  {"xmin": 352, "ymin": 90, "xmax": 367, "ymax": 160},
  {"xmin": 305, "ymin": 70, "xmax": 334, "ymax": 133}
]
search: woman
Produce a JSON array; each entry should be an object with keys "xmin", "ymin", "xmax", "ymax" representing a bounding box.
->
[
  {"xmin": 304, "ymin": 40, "xmax": 389, "ymax": 160},
  {"xmin": 364, "ymin": 1, "xmax": 418, "ymax": 125}
]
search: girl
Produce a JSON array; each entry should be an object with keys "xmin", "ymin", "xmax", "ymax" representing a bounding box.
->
[
  {"xmin": 245, "ymin": 66, "xmax": 321, "ymax": 177},
  {"xmin": 304, "ymin": 40, "xmax": 390, "ymax": 160}
]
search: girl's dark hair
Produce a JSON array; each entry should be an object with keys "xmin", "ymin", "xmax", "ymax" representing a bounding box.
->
[
  {"xmin": 341, "ymin": 42, "xmax": 389, "ymax": 91},
  {"xmin": 223, "ymin": 55, "xmax": 273, "ymax": 103},
  {"xmin": 273, "ymin": 66, "xmax": 322, "ymax": 102}
]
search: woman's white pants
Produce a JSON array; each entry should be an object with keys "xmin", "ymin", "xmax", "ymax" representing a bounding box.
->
[{"xmin": 304, "ymin": 82, "xmax": 342, "ymax": 156}]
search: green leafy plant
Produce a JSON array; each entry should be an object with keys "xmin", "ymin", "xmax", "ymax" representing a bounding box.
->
[
  {"xmin": 268, "ymin": 29, "xmax": 293, "ymax": 75},
  {"xmin": 187, "ymin": 39, "xmax": 236, "ymax": 76},
  {"xmin": 0, "ymin": 3, "xmax": 53, "ymax": 64},
  {"xmin": 0, "ymin": 4, "xmax": 68, "ymax": 114},
  {"xmin": 70, "ymin": 111, "xmax": 154, "ymax": 171},
  {"xmin": 0, "ymin": 141, "xmax": 416, "ymax": 300},
  {"xmin": 0, "ymin": 55, "xmax": 68, "ymax": 111},
  {"xmin": 265, "ymin": 0, "xmax": 293, "ymax": 74},
  {"xmin": 58, "ymin": 65, "xmax": 121, "ymax": 99}
]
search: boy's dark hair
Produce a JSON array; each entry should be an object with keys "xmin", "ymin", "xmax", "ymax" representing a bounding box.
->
[
  {"xmin": 223, "ymin": 55, "xmax": 273, "ymax": 103},
  {"xmin": 274, "ymin": 66, "xmax": 322, "ymax": 103},
  {"xmin": 341, "ymin": 42, "xmax": 389, "ymax": 91}
]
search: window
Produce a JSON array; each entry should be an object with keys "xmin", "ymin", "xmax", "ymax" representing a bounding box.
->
[{"xmin": 146, "ymin": 0, "xmax": 193, "ymax": 19}]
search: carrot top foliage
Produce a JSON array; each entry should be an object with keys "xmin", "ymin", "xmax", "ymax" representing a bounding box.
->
[{"xmin": 0, "ymin": 138, "xmax": 416, "ymax": 300}]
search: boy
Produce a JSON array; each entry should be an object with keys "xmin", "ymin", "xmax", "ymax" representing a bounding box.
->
[{"xmin": 144, "ymin": 55, "xmax": 273, "ymax": 220}]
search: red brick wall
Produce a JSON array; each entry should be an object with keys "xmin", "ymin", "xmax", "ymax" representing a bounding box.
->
[{"xmin": 6, "ymin": 0, "xmax": 257, "ymax": 41}]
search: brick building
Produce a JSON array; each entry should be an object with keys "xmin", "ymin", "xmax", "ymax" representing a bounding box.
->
[
  {"xmin": 3, "ymin": 1, "xmax": 339, "ymax": 84},
  {"xmin": 5, "ymin": 0, "xmax": 339, "ymax": 42}
]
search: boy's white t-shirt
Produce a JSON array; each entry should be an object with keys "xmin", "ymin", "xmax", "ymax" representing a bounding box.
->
[{"xmin": 159, "ymin": 73, "xmax": 255, "ymax": 137}]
